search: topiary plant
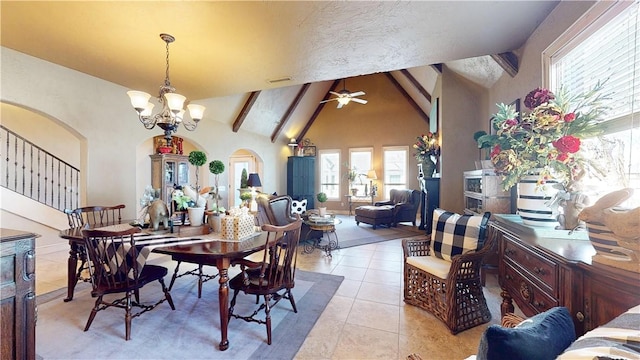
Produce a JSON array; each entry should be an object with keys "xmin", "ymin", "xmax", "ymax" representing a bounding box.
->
[
  {"xmin": 240, "ymin": 168, "xmax": 248, "ymax": 188},
  {"xmin": 316, "ymin": 192, "xmax": 327, "ymax": 204},
  {"xmin": 188, "ymin": 150, "xmax": 207, "ymax": 191},
  {"xmin": 208, "ymin": 160, "xmax": 225, "ymax": 213}
]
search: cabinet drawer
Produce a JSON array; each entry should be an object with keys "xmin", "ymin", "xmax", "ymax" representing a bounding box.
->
[
  {"xmin": 503, "ymin": 263, "xmax": 559, "ymax": 315},
  {"xmin": 504, "ymin": 239, "xmax": 557, "ymax": 292}
]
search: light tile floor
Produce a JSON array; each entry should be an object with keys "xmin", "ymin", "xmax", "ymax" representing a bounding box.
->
[{"xmin": 36, "ymin": 234, "xmax": 503, "ymax": 360}]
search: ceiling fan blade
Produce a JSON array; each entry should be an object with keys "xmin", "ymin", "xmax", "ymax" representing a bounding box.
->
[
  {"xmin": 320, "ymin": 98, "xmax": 337, "ymax": 104},
  {"xmin": 350, "ymin": 98, "xmax": 368, "ymax": 104},
  {"xmin": 329, "ymin": 91, "xmax": 342, "ymax": 96},
  {"xmin": 349, "ymin": 91, "xmax": 365, "ymax": 97}
]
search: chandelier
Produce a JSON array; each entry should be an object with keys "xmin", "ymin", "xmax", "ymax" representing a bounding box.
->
[{"xmin": 127, "ymin": 33, "xmax": 205, "ymax": 145}]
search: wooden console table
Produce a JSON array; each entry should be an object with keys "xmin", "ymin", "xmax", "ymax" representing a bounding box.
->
[{"xmin": 491, "ymin": 214, "xmax": 640, "ymax": 336}]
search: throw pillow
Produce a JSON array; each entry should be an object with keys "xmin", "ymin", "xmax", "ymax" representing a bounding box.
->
[
  {"xmin": 291, "ymin": 199, "xmax": 307, "ymax": 215},
  {"xmin": 476, "ymin": 307, "xmax": 576, "ymax": 360},
  {"xmin": 431, "ymin": 209, "xmax": 490, "ymax": 261}
]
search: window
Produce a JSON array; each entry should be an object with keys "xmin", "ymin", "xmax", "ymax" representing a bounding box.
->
[
  {"xmin": 544, "ymin": 1, "xmax": 639, "ymax": 207},
  {"xmin": 383, "ymin": 146, "xmax": 409, "ymax": 197},
  {"xmin": 349, "ymin": 148, "xmax": 373, "ymax": 196},
  {"xmin": 319, "ymin": 150, "xmax": 340, "ymax": 200}
]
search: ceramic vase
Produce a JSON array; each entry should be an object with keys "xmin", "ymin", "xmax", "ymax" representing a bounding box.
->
[
  {"xmin": 517, "ymin": 173, "xmax": 560, "ymax": 227},
  {"xmin": 187, "ymin": 206, "xmax": 205, "ymax": 226},
  {"xmin": 208, "ymin": 213, "xmax": 224, "ymax": 232},
  {"xmin": 421, "ymin": 158, "xmax": 436, "ymax": 178},
  {"xmin": 318, "ymin": 207, "xmax": 327, "ymax": 216}
]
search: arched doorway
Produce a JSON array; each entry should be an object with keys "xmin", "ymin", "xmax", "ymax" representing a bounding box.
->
[{"xmin": 229, "ymin": 149, "xmax": 263, "ymax": 208}]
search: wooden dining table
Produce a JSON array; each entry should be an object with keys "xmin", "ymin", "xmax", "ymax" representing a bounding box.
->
[{"xmin": 58, "ymin": 224, "xmax": 266, "ymax": 351}]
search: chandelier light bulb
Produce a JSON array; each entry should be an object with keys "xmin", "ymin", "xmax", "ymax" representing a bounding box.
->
[
  {"xmin": 187, "ymin": 104, "xmax": 205, "ymax": 121},
  {"xmin": 127, "ymin": 90, "xmax": 152, "ymax": 113}
]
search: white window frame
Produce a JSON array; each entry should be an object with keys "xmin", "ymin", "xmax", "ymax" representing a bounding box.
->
[
  {"xmin": 348, "ymin": 147, "xmax": 373, "ymax": 197},
  {"xmin": 542, "ymin": 1, "xmax": 639, "ymax": 206},
  {"xmin": 382, "ymin": 146, "xmax": 409, "ymax": 198},
  {"xmin": 318, "ymin": 149, "xmax": 341, "ymax": 201}
]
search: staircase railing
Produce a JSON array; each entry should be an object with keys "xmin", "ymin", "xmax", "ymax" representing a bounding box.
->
[{"xmin": 1, "ymin": 125, "xmax": 80, "ymax": 212}]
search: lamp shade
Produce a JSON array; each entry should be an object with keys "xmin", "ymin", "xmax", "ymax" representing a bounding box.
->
[
  {"xmin": 247, "ymin": 173, "xmax": 262, "ymax": 187},
  {"xmin": 367, "ymin": 170, "xmax": 378, "ymax": 180}
]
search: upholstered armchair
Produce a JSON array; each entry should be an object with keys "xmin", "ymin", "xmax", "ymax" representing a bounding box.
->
[
  {"xmin": 375, "ymin": 189, "xmax": 421, "ymax": 226},
  {"xmin": 255, "ymin": 193, "xmax": 322, "ymax": 242}
]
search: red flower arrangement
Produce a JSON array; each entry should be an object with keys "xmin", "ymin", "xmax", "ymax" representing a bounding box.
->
[{"xmin": 477, "ymin": 83, "xmax": 609, "ymax": 191}]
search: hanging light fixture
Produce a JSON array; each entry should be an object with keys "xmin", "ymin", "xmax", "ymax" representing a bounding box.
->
[{"xmin": 127, "ymin": 33, "xmax": 205, "ymax": 145}]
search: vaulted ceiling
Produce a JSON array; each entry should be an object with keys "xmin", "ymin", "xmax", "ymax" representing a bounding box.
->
[{"xmin": 1, "ymin": 1, "xmax": 559, "ymax": 142}]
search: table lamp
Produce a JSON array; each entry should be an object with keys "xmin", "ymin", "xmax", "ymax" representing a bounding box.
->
[
  {"xmin": 367, "ymin": 170, "xmax": 377, "ymax": 196},
  {"xmin": 247, "ymin": 173, "xmax": 262, "ymax": 212}
]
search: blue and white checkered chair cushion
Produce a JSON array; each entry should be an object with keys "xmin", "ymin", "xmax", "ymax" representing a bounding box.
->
[
  {"xmin": 431, "ymin": 208, "xmax": 489, "ymax": 262},
  {"xmin": 98, "ymin": 241, "xmax": 150, "ymax": 280},
  {"xmin": 291, "ymin": 199, "xmax": 307, "ymax": 215}
]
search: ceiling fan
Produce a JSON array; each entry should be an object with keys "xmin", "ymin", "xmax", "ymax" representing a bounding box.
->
[{"xmin": 320, "ymin": 79, "xmax": 368, "ymax": 109}]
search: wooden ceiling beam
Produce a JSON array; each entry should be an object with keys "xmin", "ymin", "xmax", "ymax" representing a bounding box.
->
[
  {"xmin": 400, "ymin": 69, "xmax": 432, "ymax": 104},
  {"xmin": 232, "ymin": 91, "xmax": 261, "ymax": 132},
  {"xmin": 270, "ymin": 83, "xmax": 311, "ymax": 143},
  {"xmin": 384, "ymin": 72, "xmax": 429, "ymax": 124},
  {"xmin": 490, "ymin": 52, "xmax": 519, "ymax": 77},
  {"xmin": 297, "ymin": 79, "xmax": 341, "ymax": 141}
]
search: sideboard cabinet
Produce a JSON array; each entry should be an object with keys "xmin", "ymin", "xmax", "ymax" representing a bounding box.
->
[
  {"xmin": 491, "ymin": 215, "xmax": 640, "ymax": 336},
  {"xmin": 1, "ymin": 229, "xmax": 38, "ymax": 360},
  {"xmin": 150, "ymin": 154, "xmax": 190, "ymax": 206}
]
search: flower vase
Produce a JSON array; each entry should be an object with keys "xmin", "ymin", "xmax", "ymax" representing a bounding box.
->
[
  {"xmin": 421, "ymin": 158, "xmax": 436, "ymax": 178},
  {"xmin": 517, "ymin": 172, "xmax": 560, "ymax": 227},
  {"xmin": 187, "ymin": 206, "xmax": 205, "ymax": 226}
]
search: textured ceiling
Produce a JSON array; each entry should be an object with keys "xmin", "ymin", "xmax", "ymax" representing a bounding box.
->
[{"xmin": 1, "ymin": 1, "xmax": 559, "ymax": 101}]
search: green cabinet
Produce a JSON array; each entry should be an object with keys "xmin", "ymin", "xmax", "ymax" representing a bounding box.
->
[{"xmin": 287, "ymin": 156, "xmax": 315, "ymax": 209}]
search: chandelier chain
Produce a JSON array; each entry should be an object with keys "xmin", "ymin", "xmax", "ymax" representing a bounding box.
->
[{"xmin": 165, "ymin": 40, "xmax": 171, "ymax": 87}]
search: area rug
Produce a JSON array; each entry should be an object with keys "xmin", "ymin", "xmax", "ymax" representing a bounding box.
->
[
  {"xmin": 35, "ymin": 270, "xmax": 344, "ymax": 360},
  {"xmin": 331, "ymin": 215, "xmax": 425, "ymax": 249}
]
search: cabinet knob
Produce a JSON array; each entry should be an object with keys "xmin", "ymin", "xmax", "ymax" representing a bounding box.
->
[
  {"xmin": 576, "ymin": 312, "xmax": 585, "ymax": 322},
  {"xmin": 505, "ymin": 249, "xmax": 515, "ymax": 256},
  {"xmin": 505, "ymin": 274, "xmax": 512, "ymax": 280},
  {"xmin": 533, "ymin": 267, "xmax": 544, "ymax": 275}
]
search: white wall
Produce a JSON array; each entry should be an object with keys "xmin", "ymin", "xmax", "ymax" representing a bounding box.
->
[{"xmin": 1, "ymin": 47, "xmax": 288, "ymax": 225}]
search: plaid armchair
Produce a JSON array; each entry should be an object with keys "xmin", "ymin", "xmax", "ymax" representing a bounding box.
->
[{"xmin": 375, "ymin": 189, "xmax": 421, "ymax": 226}]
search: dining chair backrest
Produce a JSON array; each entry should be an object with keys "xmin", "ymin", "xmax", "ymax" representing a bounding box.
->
[
  {"xmin": 65, "ymin": 204, "xmax": 126, "ymax": 228},
  {"xmin": 257, "ymin": 217, "xmax": 302, "ymax": 291},
  {"xmin": 82, "ymin": 226, "xmax": 147, "ymax": 289}
]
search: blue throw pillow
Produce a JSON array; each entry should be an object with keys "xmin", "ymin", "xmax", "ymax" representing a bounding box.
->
[{"xmin": 477, "ymin": 307, "xmax": 576, "ymax": 360}]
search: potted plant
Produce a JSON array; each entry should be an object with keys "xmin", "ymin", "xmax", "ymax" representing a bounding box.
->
[
  {"xmin": 413, "ymin": 132, "xmax": 440, "ymax": 177},
  {"xmin": 239, "ymin": 191, "xmax": 252, "ymax": 207},
  {"xmin": 316, "ymin": 192, "xmax": 328, "ymax": 216},
  {"xmin": 473, "ymin": 130, "xmax": 494, "ymax": 169},
  {"xmin": 188, "ymin": 150, "xmax": 207, "ymax": 191},
  {"xmin": 207, "ymin": 159, "xmax": 226, "ymax": 232},
  {"xmin": 343, "ymin": 163, "xmax": 359, "ymax": 195}
]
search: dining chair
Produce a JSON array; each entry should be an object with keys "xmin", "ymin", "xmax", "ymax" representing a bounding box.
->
[
  {"xmin": 64, "ymin": 204, "xmax": 126, "ymax": 291},
  {"xmin": 228, "ymin": 217, "xmax": 303, "ymax": 345},
  {"xmin": 81, "ymin": 225, "xmax": 175, "ymax": 340}
]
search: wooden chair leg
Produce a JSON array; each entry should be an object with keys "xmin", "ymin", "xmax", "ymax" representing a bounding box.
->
[
  {"xmin": 197, "ymin": 264, "xmax": 204, "ymax": 298},
  {"xmin": 265, "ymin": 294, "xmax": 272, "ymax": 345},
  {"xmin": 84, "ymin": 296, "xmax": 102, "ymax": 331},
  {"xmin": 125, "ymin": 293, "xmax": 132, "ymax": 341},
  {"xmin": 168, "ymin": 261, "xmax": 182, "ymax": 291},
  {"xmin": 159, "ymin": 278, "xmax": 176, "ymax": 310}
]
